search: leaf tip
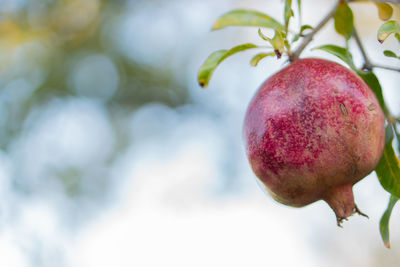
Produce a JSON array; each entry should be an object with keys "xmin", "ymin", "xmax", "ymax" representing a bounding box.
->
[
  {"xmin": 274, "ymin": 49, "xmax": 282, "ymax": 59},
  {"xmin": 211, "ymin": 19, "xmax": 224, "ymax": 31},
  {"xmin": 384, "ymin": 241, "xmax": 391, "ymax": 249},
  {"xmin": 378, "ymin": 39, "xmax": 384, "ymax": 44},
  {"xmin": 198, "ymin": 80, "xmax": 207, "ymax": 88}
]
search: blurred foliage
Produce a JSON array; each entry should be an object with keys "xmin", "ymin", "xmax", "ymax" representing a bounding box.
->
[
  {"xmin": 0, "ymin": 0, "xmax": 190, "ymax": 216},
  {"xmin": 0, "ymin": 0, "xmax": 188, "ymax": 148}
]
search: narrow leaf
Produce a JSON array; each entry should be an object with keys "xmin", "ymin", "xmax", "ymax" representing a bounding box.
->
[
  {"xmin": 213, "ymin": 9, "xmax": 285, "ymax": 31},
  {"xmin": 219, "ymin": 43, "xmax": 258, "ymax": 62},
  {"xmin": 334, "ymin": 1, "xmax": 354, "ymax": 40},
  {"xmin": 380, "ymin": 195, "xmax": 399, "ymax": 248},
  {"xmin": 375, "ymin": 2, "xmax": 393, "ymax": 21},
  {"xmin": 383, "ymin": 50, "xmax": 398, "ymax": 58},
  {"xmin": 292, "ymin": 25, "xmax": 314, "ymax": 43},
  {"xmin": 292, "ymin": 33, "xmax": 301, "ymax": 43},
  {"xmin": 258, "ymin": 29, "xmax": 285, "ymax": 58},
  {"xmin": 284, "ymin": 38, "xmax": 291, "ymax": 51},
  {"xmin": 258, "ymin": 28, "xmax": 271, "ymax": 42},
  {"xmin": 271, "ymin": 31, "xmax": 285, "ymax": 58},
  {"xmin": 198, "ymin": 44, "xmax": 259, "ymax": 88},
  {"xmin": 356, "ymin": 71, "xmax": 387, "ymax": 112},
  {"xmin": 384, "ymin": 124, "xmax": 394, "ymax": 145},
  {"xmin": 375, "ymin": 135, "xmax": 400, "ymax": 199},
  {"xmin": 300, "ymin": 24, "xmax": 313, "ymax": 34},
  {"xmin": 284, "ymin": 0, "xmax": 294, "ymax": 31},
  {"xmin": 290, "ymin": 25, "xmax": 311, "ymax": 43},
  {"xmin": 250, "ymin": 52, "xmax": 276, "ymax": 66},
  {"xmin": 198, "ymin": 50, "xmax": 227, "ymax": 88},
  {"xmin": 377, "ymin": 20, "xmax": 400, "ymax": 43},
  {"xmin": 297, "ymin": 0, "xmax": 302, "ymax": 20},
  {"xmin": 313, "ymin": 44, "xmax": 356, "ymax": 70},
  {"xmin": 396, "ymin": 126, "xmax": 400, "ymax": 154}
]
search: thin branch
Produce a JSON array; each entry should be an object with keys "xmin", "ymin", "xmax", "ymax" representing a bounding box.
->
[
  {"xmin": 371, "ymin": 64, "xmax": 400, "ymax": 73},
  {"xmin": 353, "ymin": 28, "xmax": 372, "ymax": 70},
  {"xmin": 290, "ymin": 3, "xmax": 337, "ymax": 62},
  {"xmin": 353, "ymin": 28, "xmax": 400, "ymax": 73}
]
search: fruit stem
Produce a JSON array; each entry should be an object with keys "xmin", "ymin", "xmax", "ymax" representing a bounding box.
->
[
  {"xmin": 323, "ymin": 184, "xmax": 367, "ymax": 227},
  {"xmin": 289, "ymin": 2, "xmax": 338, "ymax": 62}
]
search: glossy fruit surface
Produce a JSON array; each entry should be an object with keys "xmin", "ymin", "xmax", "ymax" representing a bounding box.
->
[{"xmin": 243, "ymin": 58, "xmax": 385, "ymax": 225}]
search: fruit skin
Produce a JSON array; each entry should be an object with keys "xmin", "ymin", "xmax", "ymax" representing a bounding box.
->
[{"xmin": 243, "ymin": 58, "xmax": 385, "ymax": 225}]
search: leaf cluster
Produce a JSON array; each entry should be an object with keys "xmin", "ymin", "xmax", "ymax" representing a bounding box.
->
[{"xmin": 198, "ymin": 0, "xmax": 305, "ymax": 88}]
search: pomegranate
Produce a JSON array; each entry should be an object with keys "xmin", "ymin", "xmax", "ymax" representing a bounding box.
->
[{"xmin": 243, "ymin": 58, "xmax": 385, "ymax": 226}]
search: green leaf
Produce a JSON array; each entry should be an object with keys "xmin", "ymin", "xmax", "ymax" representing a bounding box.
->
[
  {"xmin": 250, "ymin": 52, "xmax": 276, "ymax": 66},
  {"xmin": 258, "ymin": 28, "xmax": 270, "ymax": 41},
  {"xmin": 292, "ymin": 25, "xmax": 314, "ymax": 42},
  {"xmin": 284, "ymin": 0, "xmax": 294, "ymax": 31},
  {"xmin": 384, "ymin": 124, "xmax": 394, "ymax": 145},
  {"xmin": 198, "ymin": 50, "xmax": 227, "ymax": 88},
  {"xmin": 377, "ymin": 20, "xmax": 400, "ymax": 43},
  {"xmin": 375, "ymin": 2, "xmax": 393, "ymax": 21},
  {"xmin": 380, "ymin": 195, "xmax": 399, "ymax": 248},
  {"xmin": 270, "ymin": 30, "xmax": 285, "ymax": 57},
  {"xmin": 334, "ymin": 1, "xmax": 354, "ymax": 40},
  {"xmin": 396, "ymin": 125, "xmax": 400, "ymax": 154},
  {"xmin": 220, "ymin": 43, "xmax": 259, "ymax": 61},
  {"xmin": 198, "ymin": 44, "xmax": 259, "ymax": 88},
  {"xmin": 313, "ymin": 44, "xmax": 356, "ymax": 70},
  {"xmin": 383, "ymin": 50, "xmax": 398, "ymax": 58},
  {"xmin": 284, "ymin": 38, "xmax": 291, "ymax": 52},
  {"xmin": 356, "ymin": 71, "xmax": 387, "ymax": 113},
  {"xmin": 292, "ymin": 34, "xmax": 301, "ymax": 43},
  {"xmin": 300, "ymin": 24, "xmax": 313, "ymax": 34},
  {"xmin": 375, "ymin": 133, "xmax": 400, "ymax": 199},
  {"xmin": 297, "ymin": 0, "xmax": 302, "ymax": 18},
  {"xmin": 212, "ymin": 9, "xmax": 285, "ymax": 31},
  {"xmin": 258, "ymin": 29, "xmax": 285, "ymax": 58}
]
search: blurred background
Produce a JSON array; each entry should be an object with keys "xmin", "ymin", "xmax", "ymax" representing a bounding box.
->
[{"xmin": 0, "ymin": 0, "xmax": 399, "ymax": 266}]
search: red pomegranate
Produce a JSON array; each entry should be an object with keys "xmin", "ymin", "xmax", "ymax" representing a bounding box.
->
[{"xmin": 243, "ymin": 58, "xmax": 385, "ymax": 226}]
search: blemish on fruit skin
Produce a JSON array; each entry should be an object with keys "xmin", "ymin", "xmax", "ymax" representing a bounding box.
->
[
  {"xmin": 368, "ymin": 103, "xmax": 377, "ymax": 111},
  {"xmin": 244, "ymin": 58, "xmax": 385, "ymax": 218},
  {"xmin": 340, "ymin": 103, "xmax": 348, "ymax": 116}
]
